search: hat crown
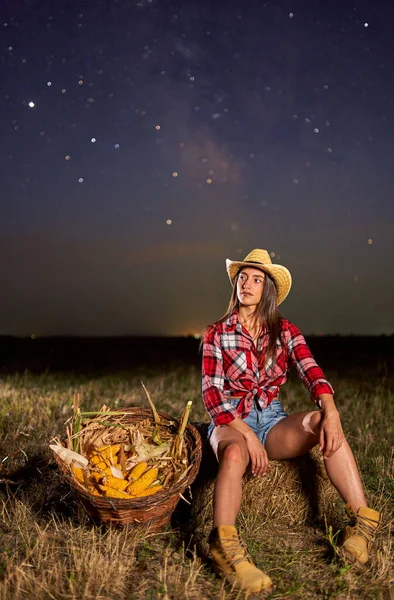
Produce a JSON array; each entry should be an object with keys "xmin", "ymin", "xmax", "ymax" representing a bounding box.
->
[{"xmin": 243, "ymin": 249, "xmax": 272, "ymax": 266}]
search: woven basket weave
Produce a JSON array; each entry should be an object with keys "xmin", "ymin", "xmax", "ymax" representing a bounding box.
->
[{"xmin": 52, "ymin": 407, "xmax": 202, "ymax": 532}]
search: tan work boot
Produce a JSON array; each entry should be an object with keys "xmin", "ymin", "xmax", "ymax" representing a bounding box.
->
[
  {"xmin": 209, "ymin": 525, "xmax": 273, "ymax": 594},
  {"xmin": 341, "ymin": 504, "xmax": 381, "ymax": 566}
]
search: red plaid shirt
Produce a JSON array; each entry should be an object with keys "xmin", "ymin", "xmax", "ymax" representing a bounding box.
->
[{"xmin": 202, "ymin": 310, "xmax": 334, "ymax": 426}]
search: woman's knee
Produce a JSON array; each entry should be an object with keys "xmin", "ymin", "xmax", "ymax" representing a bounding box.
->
[
  {"xmin": 301, "ymin": 410, "xmax": 323, "ymax": 436},
  {"xmin": 217, "ymin": 441, "xmax": 249, "ymax": 467}
]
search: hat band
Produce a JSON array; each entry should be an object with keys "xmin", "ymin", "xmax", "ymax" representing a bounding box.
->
[{"xmin": 243, "ymin": 260, "xmax": 267, "ymax": 267}]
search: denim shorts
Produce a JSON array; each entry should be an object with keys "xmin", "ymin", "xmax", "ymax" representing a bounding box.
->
[{"xmin": 207, "ymin": 398, "xmax": 288, "ymax": 446}]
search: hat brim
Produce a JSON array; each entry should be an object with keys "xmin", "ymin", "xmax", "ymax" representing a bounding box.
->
[{"xmin": 226, "ymin": 259, "xmax": 292, "ymax": 306}]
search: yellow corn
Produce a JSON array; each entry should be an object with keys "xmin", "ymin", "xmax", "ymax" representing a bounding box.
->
[
  {"xmin": 90, "ymin": 472, "xmax": 103, "ymax": 483},
  {"xmin": 71, "ymin": 466, "xmax": 85, "ymax": 484},
  {"xmin": 89, "ymin": 453, "xmax": 109, "ymax": 470},
  {"xmin": 87, "ymin": 485, "xmax": 100, "ymax": 496},
  {"xmin": 131, "ymin": 485, "xmax": 162, "ymax": 498},
  {"xmin": 98, "ymin": 448, "xmax": 111, "ymax": 461},
  {"xmin": 99, "ymin": 485, "xmax": 132, "ymax": 499},
  {"xmin": 127, "ymin": 467, "xmax": 158, "ymax": 495},
  {"xmin": 97, "ymin": 444, "xmax": 121, "ymax": 462},
  {"xmin": 95, "ymin": 460, "xmax": 108, "ymax": 470},
  {"xmin": 128, "ymin": 461, "xmax": 148, "ymax": 482},
  {"xmin": 89, "ymin": 453, "xmax": 102, "ymax": 466},
  {"xmin": 108, "ymin": 445, "xmax": 121, "ymax": 465},
  {"xmin": 103, "ymin": 475, "xmax": 129, "ymax": 491},
  {"xmin": 102, "ymin": 467, "xmax": 113, "ymax": 477}
]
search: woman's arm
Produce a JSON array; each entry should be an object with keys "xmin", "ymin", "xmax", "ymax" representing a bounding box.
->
[
  {"xmin": 285, "ymin": 321, "xmax": 343, "ymax": 458},
  {"xmin": 318, "ymin": 393, "xmax": 344, "ymax": 458},
  {"xmin": 285, "ymin": 321, "xmax": 334, "ymax": 406}
]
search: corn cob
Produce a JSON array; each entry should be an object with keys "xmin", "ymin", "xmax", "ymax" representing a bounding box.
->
[
  {"xmin": 130, "ymin": 485, "xmax": 162, "ymax": 498},
  {"xmin": 95, "ymin": 460, "xmax": 109, "ymax": 471},
  {"xmin": 71, "ymin": 466, "xmax": 85, "ymax": 484},
  {"xmin": 97, "ymin": 445, "xmax": 111, "ymax": 458},
  {"xmin": 89, "ymin": 453, "xmax": 102, "ymax": 466},
  {"xmin": 87, "ymin": 485, "xmax": 101, "ymax": 496},
  {"xmin": 97, "ymin": 445, "xmax": 121, "ymax": 462},
  {"xmin": 90, "ymin": 453, "xmax": 110, "ymax": 470},
  {"xmin": 128, "ymin": 461, "xmax": 148, "ymax": 482},
  {"xmin": 90, "ymin": 472, "xmax": 103, "ymax": 483},
  {"xmin": 103, "ymin": 475, "xmax": 129, "ymax": 491},
  {"xmin": 99, "ymin": 485, "xmax": 132, "ymax": 499},
  {"xmin": 127, "ymin": 467, "xmax": 158, "ymax": 495},
  {"xmin": 101, "ymin": 467, "xmax": 114, "ymax": 477}
]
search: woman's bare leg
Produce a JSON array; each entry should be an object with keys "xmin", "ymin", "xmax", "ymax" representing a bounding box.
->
[
  {"xmin": 264, "ymin": 410, "xmax": 367, "ymax": 511},
  {"xmin": 208, "ymin": 427, "xmax": 274, "ymax": 593},
  {"xmin": 210, "ymin": 426, "xmax": 250, "ymax": 527}
]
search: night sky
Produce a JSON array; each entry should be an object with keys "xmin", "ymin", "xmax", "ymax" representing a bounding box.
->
[{"xmin": 1, "ymin": 0, "xmax": 394, "ymax": 337}]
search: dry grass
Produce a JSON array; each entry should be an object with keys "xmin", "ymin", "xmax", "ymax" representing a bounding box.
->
[{"xmin": 0, "ymin": 363, "xmax": 393, "ymax": 599}]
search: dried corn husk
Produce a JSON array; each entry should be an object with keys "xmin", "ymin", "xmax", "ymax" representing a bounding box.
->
[{"xmin": 50, "ymin": 445, "xmax": 88, "ymax": 468}]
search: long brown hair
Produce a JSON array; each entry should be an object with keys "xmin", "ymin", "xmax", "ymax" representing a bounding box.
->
[{"xmin": 207, "ymin": 269, "xmax": 283, "ymax": 365}]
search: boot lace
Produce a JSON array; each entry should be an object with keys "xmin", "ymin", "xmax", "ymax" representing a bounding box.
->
[
  {"xmin": 345, "ymin": 507, "xmax": 379, "ymax": 545},
  {"xmin": 219, "ymin": 536, "xmax": 251, "ymax": 568}
]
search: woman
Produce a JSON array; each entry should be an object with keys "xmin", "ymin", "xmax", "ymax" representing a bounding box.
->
[{"xmin": 202, "ymin": 249, "xmax": 381, "ymax": 594}]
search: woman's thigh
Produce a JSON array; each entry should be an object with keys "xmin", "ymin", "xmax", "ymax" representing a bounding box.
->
[
  {"xmin": 264, "ymin": 410, "xmax": 322, "ymax": 460},
  {"xmin": 209, "ymin": 425, "xmax": 250, "ymax": 466}
]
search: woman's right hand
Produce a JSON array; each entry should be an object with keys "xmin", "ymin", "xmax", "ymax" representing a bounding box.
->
[
  {"xmin": 227, "ymin": 416, "xmax": 268, "ymax": 476},
  {"xmin": 244, "ymin": 430, "xmax": 269, "ymax": 476}
]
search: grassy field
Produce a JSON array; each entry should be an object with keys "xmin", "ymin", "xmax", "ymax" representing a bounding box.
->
[{"xmin": 0, "ymin": 357, "xmax": 393, "ymax": 599}]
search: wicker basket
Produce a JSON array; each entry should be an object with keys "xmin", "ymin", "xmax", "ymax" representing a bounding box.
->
[{"xmin": 52, "ymin": 407, "xmax": 202, "ymax": 532}]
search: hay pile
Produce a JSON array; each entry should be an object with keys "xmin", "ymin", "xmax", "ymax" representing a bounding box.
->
[{"xmin": 188, "ymin": 423, "xmax": 343, "ymax": 555}]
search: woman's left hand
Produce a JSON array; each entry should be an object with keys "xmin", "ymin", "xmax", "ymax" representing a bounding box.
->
[{"xmin": 319, "ymin": 409, "xmax": 344, "ymax": 458}]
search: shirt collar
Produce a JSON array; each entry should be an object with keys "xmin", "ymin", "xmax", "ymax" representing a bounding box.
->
[
  {"xmin": 223, "ymin": 309, "xmax": 269, "ymax": 335},
  {"xmin": 224, "ymin": 310, "xmax": 239, "ymax": 332}
]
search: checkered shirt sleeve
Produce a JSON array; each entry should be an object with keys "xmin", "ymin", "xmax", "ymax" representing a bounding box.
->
[
  {"xmin": 202, "ymin": 326, "xmax": 241, "ymax": 426},
  {"xmin": 285, "ymin": 321, "xmax": 334, "ymax": 405}
]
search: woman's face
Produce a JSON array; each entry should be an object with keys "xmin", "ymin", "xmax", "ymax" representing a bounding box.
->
[{"xmin": 236, "ymin": 267, "xmax": 265, "ymax": 307}]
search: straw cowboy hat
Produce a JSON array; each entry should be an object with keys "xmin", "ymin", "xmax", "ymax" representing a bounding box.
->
[{"xmin": 226, "ymin": 249, "xmax": 292, "ymax": 305}]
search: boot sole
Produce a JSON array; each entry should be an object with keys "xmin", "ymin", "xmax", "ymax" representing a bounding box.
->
[
  {"xmin": 339, "ymin": 547, "xmax": 367, "ymax": 570},
  {"xmin": 211, "ymin": 562, "xmax": 274, "ymax": 595}
]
